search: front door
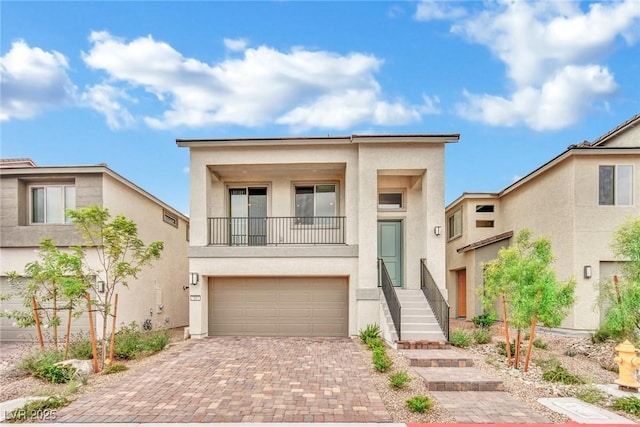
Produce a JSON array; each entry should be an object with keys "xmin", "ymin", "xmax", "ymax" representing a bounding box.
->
[
  {"xmin": 457, "ymin": 269, "xmax": 467, "ymax": 318},
  {"xmin": 229, "ymin": 187, "xmax": 267, "ymax": 246},
  {"xmin": 378, "ymin": 220, "xmax": 403, "ymax": 287}
]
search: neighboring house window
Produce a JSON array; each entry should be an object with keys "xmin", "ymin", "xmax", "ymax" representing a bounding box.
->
[
  {"xmin": 294, "ymin": 184, "xmax": 336, "ymax": 225},
  {"xmin": 476, "ymin": 204, "xmax": 494, "ymax": 213},
  {"xmin": 599, "ymin": 165, "xmax": 633, "ymax": 206},
  {"xmin": 476, "ymin": 220, "xmax": 494, "ymax": 228},
  {"xmin": 31, "ymin": 185, "xmax": 75, "ymax": 224},
  {"xmin": 378, "ymin": 191, "xmax": 404, "ymax": 210},
  {"xmin": 163, "ymin": 209, "xmax": 179, "ymax": 228},
  {"xmin": 447, "ymin": 208, "xmax": 462, "ymax": 240}
]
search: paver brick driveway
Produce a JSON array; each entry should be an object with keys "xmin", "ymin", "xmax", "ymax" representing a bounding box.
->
[{"xmin": 56, "ymin": 337, "xmax": 391, "ymax": 423}]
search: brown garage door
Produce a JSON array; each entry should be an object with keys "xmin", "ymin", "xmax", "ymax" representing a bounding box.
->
[{"xmin": 208, "ymin": 277, "xmax": 348, "ymax": 337}]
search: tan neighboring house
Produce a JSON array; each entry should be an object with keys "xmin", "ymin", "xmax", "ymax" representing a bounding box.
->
[
  {"xmin": 177, "ymin": 134, "xmax": 459, "ymax": 342},
  {"xmin": 0, "ymin": 159, "xmax": 190, "ymax": 341},
  {"xmin": 445, "ymin": 114, "xmax": 640, "ymax": 333}
]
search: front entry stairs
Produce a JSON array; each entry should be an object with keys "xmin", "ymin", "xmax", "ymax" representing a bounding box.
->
[{"xmin": 381, "ymin": 289, "xmax": 446, "ymax": 344}]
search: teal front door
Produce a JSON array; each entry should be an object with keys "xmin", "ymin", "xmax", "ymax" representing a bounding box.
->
[{"xmin": 378, "ymin": 220, "xmax": 403, "ymax": 287}]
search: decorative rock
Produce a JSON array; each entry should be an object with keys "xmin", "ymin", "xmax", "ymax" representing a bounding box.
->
[{"xmin": 55, "ymin": 359, "xmax": 92, "ymax": 379}]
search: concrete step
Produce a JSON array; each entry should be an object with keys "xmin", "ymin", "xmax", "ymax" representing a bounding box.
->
[
  {"xmin": 401, "ymin": 315, "xmax": 437, "ymax": 323},
  {"xmin": 402, "ymin": 308, "xmax": 435, "ymax": 316},
  {"xmin": 414, "ymin": 367, "xmax": 504, "ymax": 392},
  {"xmin": 401, "ymin": 331, "xmax": 447, "ymax": 341},
  {"xmin": 401, "ymin": 322, "xmax": 443, "ymax": 332},
  {"xmin": 401, "ymin": 349, "xmax": 474, "ymax": 367}
]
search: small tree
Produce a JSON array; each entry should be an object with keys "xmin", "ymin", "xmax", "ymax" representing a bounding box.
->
[
  {"xmin": 67, "ymin": 206, "xmax": 164, "ymax": 360},
  {"xmin": 598, "ymin": 216, "xmax": 640, "ymax": 342},
  {"xmin": 483, "ymin": 229, "xmax": 575, "ymax": 371},
  {"xmin": 2, "ymin": 238, "xmax": 88, "ymax": 349}
]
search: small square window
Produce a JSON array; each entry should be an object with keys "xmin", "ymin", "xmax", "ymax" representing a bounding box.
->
[
  {"xmin": 476, "ymin": 220, "xmax": 494, "ymax": 228},
  {"xmin": 378, "ymin": 192, "xmax": 404, "ymax": 210},
  {"xmin": 476, "ymin": 205, "xmax": 494, "ymax": 213},
  {"xmin": 163, "ymin": 209, "xmax": 179, "ymax": 228}
]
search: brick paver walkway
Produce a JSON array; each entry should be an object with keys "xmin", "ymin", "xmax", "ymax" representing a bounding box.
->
[{"xmin": 55, "ymin": 337, "xmax": 391, "ymax": 423}]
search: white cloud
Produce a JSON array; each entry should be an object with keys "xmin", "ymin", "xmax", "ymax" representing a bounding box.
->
[
  {"xmin": 182, "ymin": 166, "xmax": 189, "ymax": 174},
  {"xmin": 415, "ymin": 1, "xmax": 466, "ymax": 21},
  {"xmin": 432, "ymin": 0, "xmax": 640, "ymax": 130},
  {"xmin": 82, "ymin": 31, "xmax": 425, "ymax": 132},
  {"xmin": 0, "ymin": 40, "xmax": 76, "ymax": 121},
  {"xmin": 224, "ymin": 38, "xmax": 248, "ymax": 52},
  {"xmin": 81, "ymin": 84, "xmax": 136, "ymax": 129}
]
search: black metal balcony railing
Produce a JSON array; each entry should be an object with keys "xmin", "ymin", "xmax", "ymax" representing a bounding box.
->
[
  {"xmin": 378, "ymin": 258, "xmax": 401, "ymax": 340},
  {"xmin": 208, "ymin": 216, "xmax": 346, "ymax": 246},
  {"xmin": 420, "ymin": 258, "xmax": 450, "ymax": 341}
]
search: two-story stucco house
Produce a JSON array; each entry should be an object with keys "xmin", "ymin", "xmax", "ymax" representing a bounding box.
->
[
  {"xmin": 0, "ymin": 159, "xmax": 190, "ymax": 341},
  {"xmin": 445, "ymin": 114, "xmax": 639, "ymax": 333},
  {"xmin": 177, "ymin": 134, "xmax": 458, "ymax": 343}
]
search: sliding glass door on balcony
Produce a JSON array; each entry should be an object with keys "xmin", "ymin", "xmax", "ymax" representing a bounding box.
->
[{"xmin": 229, "ymin": 187, "xmax": 267, "ymax": 246}]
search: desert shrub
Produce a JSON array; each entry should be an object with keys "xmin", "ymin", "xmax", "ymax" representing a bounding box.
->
[
  {"xmin": 5, "ymin": 396, "xmax": 69, "ymax": 421},
  {"xmin": 591, "ymin": 327, "xmax": 616, "ymax": 343},
  {"xmin": 102, "ymin": 363, "xmax": 128, "ymax": 375},
  {"xmin": 612, "ymin": 396, "xmax": 640, "ymax": 416},
  {"xmin": 406, "ymin": 395, "xmax": 432, "ymax": 413},
  {"xmin": 532, "ymin": 338, "xmax": 548, "ymax": 349},
  {"xmin": 17, "ymin": 348, "xmax": 67, "ymax": 383},
  {"xmin": 472, "ymin": 312, "xmax": 497, "ymax": 328},
  {"xmin": 68, "ymin": 333, "xmax": 94, "ymax": 360},
  {"xmin": 575, "ymin": 385, "xmax": 606, "ymax": 404},
  {"xmin": 372, "ymin": 348, "xmax": 393, "ymax": 372},
  {"xmin": 564, "ymin": 347, "xmax": 577, "ymax": 357},
  {"xmin": 38, "ymin": 364, "xmax": 75, "ymax": 384},
  {"xmin": 389, "ymin": 371, "xmax": 411, "ymax": 389},
  {"xmin": 112, "ymin": 322, "xmax": 170, "ymax": 360},
  {"xmin": 472, "ymin": 328, "xmax": 492, "ymax": 344},
  {"xmin": 542, "ymin": 364, "xmax": 585, "ymax": 385},
  {"xmin": 366, "ymin": 336, "xmax": 384, "ymax": 350},
  {"xmin": 534, "ymin": 357, "xmax": 560, "ymax": 371},
  {"xmin": 449, "ymin": 329, "xmax": 472, "ymax": 348},
  {"xmin": 496, "ymin": 340, "xmax": 517, "ymax": 357},
  {"xmin": 359, "ymin": 324, "xmax": 381, "ymax": 343}
]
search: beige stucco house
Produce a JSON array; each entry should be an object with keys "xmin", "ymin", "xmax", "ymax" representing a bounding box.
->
[
  {"xmin": 177, "ymin": 134, "xmax": 458, "ymax": 342},
  {"xmin": 446, "ymin": 114, "xmax": 640, "ymax": 333},
  {"xmin": 0, "ymin": 159, "xmax": 190, "ymax": 341}
]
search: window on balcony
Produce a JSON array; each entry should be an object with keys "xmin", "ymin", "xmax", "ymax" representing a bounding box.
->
[
  {"xmin": 294, "ymin": 184, "xmax": 336, "ymax": 225},
  {"xmin": 31, "ymin": 185, "xmax": 76, "ymax": 224},
  {"xmin": 599, "ymin": 165, "xmax": 633, "ymax": 206}
]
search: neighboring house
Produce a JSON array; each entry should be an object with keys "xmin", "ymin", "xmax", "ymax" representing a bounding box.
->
[
  {"xmin": 177, "ymin": 134, "xmax": 459, "ymax": 342},
  {"xmin": 445, "ymin": 114, "xmax": 640, "ymax": 333},
  {"xmin": 0, "ymin": 159, "xmax": 190, "ymax": 341}
]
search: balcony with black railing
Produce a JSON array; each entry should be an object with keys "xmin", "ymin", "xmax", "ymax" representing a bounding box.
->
[{"xmin": 208, "ymin": 216, "xmax": 346, "ymax": 246}]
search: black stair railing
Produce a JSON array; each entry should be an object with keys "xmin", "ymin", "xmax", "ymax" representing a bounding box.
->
[
  {"xmin": 420, "ymin": 258, "xmax": 450, "ymax": 341},
  {"xmin": 378, "ymin": 258, "xmax": 401, "ymax": 340}
]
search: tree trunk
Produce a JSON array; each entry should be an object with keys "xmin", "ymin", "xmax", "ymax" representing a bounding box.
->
[
  {"xmin": 32, "ymin": 296, "xmax": 44, "ymax": 349},
  {"xmin": 501, "ymin": 294, "xmax": 512, "ymax": 367},
  {"xmin": 52, "ymin": 289, "xmax": 58, "ymax": 348},
  {"xmin": 86, "ymin": 294, "xmax": 100, "ymax": 373},
  {"xmin": 108, "ymin": 294, "xmax": 119, "ymax": 364},
  {"xmin": 64, "ymin": 304, "xmax": 73, "ymax": 359},
  {"xmin": 514, "ymin": 330, "xmax": 521, "ymax": 369},
  {"xmin": 524, "ymin": 313, "xmax": 538, "ymax": 372}
]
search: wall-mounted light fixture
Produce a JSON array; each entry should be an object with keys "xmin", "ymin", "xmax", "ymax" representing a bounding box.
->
[
  {"xmin": 433, "ymin": 226, "xmax": 442, "ymax": 236},
  {"xmin": 97, "ymin": 280, "xmax": 105, "ymax": 293},
  {"xmin": 584, "ymin": 265, "xmax": 592, "ymax": 279},
  {"xmin": 189, "ymin": 272, "xmax": 199, "ymax": 286}
]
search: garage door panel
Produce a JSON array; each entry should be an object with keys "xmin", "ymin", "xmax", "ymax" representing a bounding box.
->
[{"xmin": 209, "ymin": 277, "xmax": 347, "ymax": 337}]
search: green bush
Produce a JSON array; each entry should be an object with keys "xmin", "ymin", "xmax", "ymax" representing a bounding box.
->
[
  {"xmin": 68, "ymin": 333, "xmax": 94, "ymax": 360},
  {"xmin": 532, "ymin": 338, "xmax": 548, "ymax": 349},
  {"xmin": 612, "ymin": 396, "xmax": 640, "ymax": 416},
  {"xmin": 564, "ymin": 347, "xmax": 577, "ymax": 357},
  {"xmin": 389, "ymin": 370, "xmax": 411, "ymax": 389},
  {"xmin": 359, "ymin": 324, "xmax": 381, "ymax": 343},
  {"xmin": 102, "ymin": 363, "xmax": 128, "ymax": 375},
  {"xmin": 366, "ymin": 336, "xmax": 384, "ymax": 350},
  {"xmin": 472, "ymin": 312, "xmax": 497, "ymax": 328},
  {"xmin": 449, "ymin": 329, "xmax": 472, "ymax": 348},
  {"xmin": 17, "ymin": 348, "xmax": 68, "ymax": 383},
  {"xmin": 472, "ymin": 328, "xmax": 492, "ymax": 344},
  {"xmin": 406, "ymin": 395, "xmax": 432, "ymax": 413},
  {"xmin": 372, "ymin": 348, "xmax": 393, "ymax": 372},
  {"xmin": 112, "ymin": 322, "xmax": 170, "ymax": 360},
  {"xmin": 38, "ymin": 364, "xmax": 75, "ymax": 384},
  {"xmin": 496, "ymin": 340, "xmax": 517, "ymax": 358},
  {"xmin": 591, "ymin": 327, "xmax": 615, "ymax": 343},
  {"xmin": 6, "ymin": 396, "xmax": 69, "ymax": 421},
  {"xmin": 542, "ymin": 364, "xmax": 585, "ymax": 385},
  {"xmin": 575, "ymin": 385, "xmax": 606, "ymax": 404}
]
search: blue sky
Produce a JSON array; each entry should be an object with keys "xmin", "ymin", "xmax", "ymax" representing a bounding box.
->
[{"xmin": 2, "ymin": 1, "xmax": 639, "ymax": 215}]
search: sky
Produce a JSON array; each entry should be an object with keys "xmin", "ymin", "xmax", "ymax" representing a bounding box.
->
[{"xmin": 1, "ymin": 0, "xmax": 639, "ymax": 216}]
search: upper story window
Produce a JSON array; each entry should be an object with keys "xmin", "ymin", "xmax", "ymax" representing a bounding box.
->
[
  {"xmin": 476, "ymin": 204, "xmax": 494, "ymax": 213},
  {"xmin": 599, "ymin": 165, "xmax": 633, "ymax": 206},
  {"xmin": 378, "ymin": 191, "xmax": 404, "ymax": 211},
  {"xmin": 31, "ymin": 185, "xmax": 76, "ymax": 224},
  {"xmin": 447, "ymin": 208, "xmax": 462, "ymax": 240},
  {"xmin": 163, "ymin": 209, "xmax": 179, "ymax": 228},
  {"xmin": 295, "ymin": 184, "xmax": 336, "ymax": 224}
]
